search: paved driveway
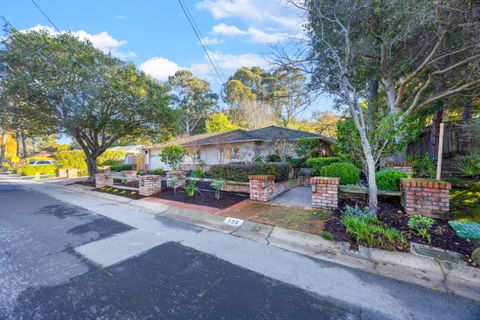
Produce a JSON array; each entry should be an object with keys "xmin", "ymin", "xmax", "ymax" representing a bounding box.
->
[{"xmin": 1, "ymin": 181, "xmax": 479, "ymax": 320}]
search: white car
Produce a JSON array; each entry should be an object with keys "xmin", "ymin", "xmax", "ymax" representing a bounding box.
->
[{"xmin": 28, "ymin": 160, "xmax": 57, "ymax": 165}]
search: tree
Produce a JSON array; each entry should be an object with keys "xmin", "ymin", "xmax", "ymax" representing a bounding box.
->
[
  {"xmin": 235, "ymin": 100, "xmax": 278, "ymax": 129},
  {"xmin": 205, "ymin": 113, "xmax": 238, "ymax": 133},
  {"xmin": 0, "ymin": 27, "xmax": 175, "ymax": 181},
  {"xmin": 160, "ymin": 145, "xmax": 185, "ymax": 171},
  {"xmin": 284, "ymin": 0, "xmax": 480, "ymax": 206},
  {"xmin": 168, "ymin": 70, "xmax": 218, "ymax": 136},
  {"xmin": 311, "ymin": 111, "xmax": 339, "ymax": 138}
]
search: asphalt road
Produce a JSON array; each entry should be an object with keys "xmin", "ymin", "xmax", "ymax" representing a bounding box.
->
[{"xmin": 1, "ymin": 181, "xmax": 479, "ymax": 320}]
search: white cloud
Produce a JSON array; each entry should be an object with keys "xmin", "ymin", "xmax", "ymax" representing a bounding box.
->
[
  {"xmin": 211, "ymin": 23, "xmax": 246, "ymax": 36},
  {"xmin": 210, "ymin": 23, "xmax": 288, "ymax": 43},
  {"xmin": 191, "ymin": 51, "xmax": 270, "ymax": 83},
  {"xmin": 24, "ymin": 25, "xmax": 136, "ymax": 59},
  {"xmin": 116, "ymin": 15, "xmax": 125, "ymax": 20},
  {"xmin": 199, "ymin": 36, "xmax": 224, "ymax": 45},
  {"xmin": 139, "ymin": 57, "xmax": 184, "ymax": 81},
  {"xmin": 196, "ymin": 0, "xmax": 303, "ymax": 31}
]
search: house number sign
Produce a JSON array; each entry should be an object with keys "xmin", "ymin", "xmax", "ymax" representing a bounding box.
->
[{"xmin": 223, "ymin": 217, "xmax": 244, "ymax": 226}]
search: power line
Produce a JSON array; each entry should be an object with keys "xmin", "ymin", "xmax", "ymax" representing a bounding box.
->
[{"xmin": 177, "ymin": 0, "xmax": 225, "ymax": 84}]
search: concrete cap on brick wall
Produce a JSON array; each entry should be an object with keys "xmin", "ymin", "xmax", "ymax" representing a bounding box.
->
[
  {"xmin": 310, "ymin": 177, "xmax": 340, "ymax": 185},
  {"xmin": 401, "ymin": 178, "xmax": 451, "ymax": 189},
  {"xmin": 248, "ymin": 175, "xmax": 275, "ymax": 181},
  {"xmin": 386, "ymin": 162, "xmax": 412, "ymax": 167}
]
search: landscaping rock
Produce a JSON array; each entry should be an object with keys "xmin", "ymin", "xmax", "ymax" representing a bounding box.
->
[
  {"xmin": 472, "ymin": 248, "xmax": 480, "ymax": 265},
  {"xmin": 410, "ymin": 242, "xmax": 466, "ymax": 264}
]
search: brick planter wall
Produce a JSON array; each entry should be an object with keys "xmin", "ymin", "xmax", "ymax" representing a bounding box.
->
[
  {"xmin": 385, "ymin": 162, "xmax": 413, "ymax": 175},
  {"xmin": 311, "ymin": 177, "xmax": 340, "ymax": 210},
  {"xmin": 248, "ymin": 175, "xmax": 290, "ymax": 201},
  {"xmin": 222, "ymin": 181, "xmax": 250, "ymax": 193},
  {"xmin": 95, "ymin": 173, "xmax": 109, "ymax": 188},
  {"xmin": 139, "ymin": 175, "xmax": 163, "ymax": 196},
  {"xmin": 166, "ymin": 171, "xmax": 186, "ymax": 188},
  {"xmin": 298, "ymin": 176, "xmax": 311, "ymax": 187},
  {"xmin": 401, "ymin": 178, "xmax": 451, "ymax": 219}
]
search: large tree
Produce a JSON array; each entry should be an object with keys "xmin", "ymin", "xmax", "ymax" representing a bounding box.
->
[
  {"xmin": 0, "ymin": 27, "xmax": 175, "ymax": 181},
  {"xmin": 284, "ymin": 0, "xmax": 480, "ymax": 206},
  {"xmin": 168, "ymin": 70, "xmax": 217, "ymax": 136}
]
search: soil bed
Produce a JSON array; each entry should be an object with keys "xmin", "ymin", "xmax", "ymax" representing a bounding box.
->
[
  {"xmin": 94, "ymin": 186, "xmax": 144, "ymax": 200},
  {"xmin": 154, "ymin": 188, "xmax": 247, "ymax": 209},
  {"xmin": 325, "ymin": 199, "xmax": 475, "ymax": 258},
  {"xmin": 113, "ymin": 179, "xmax": 139, "ymax": 188}
]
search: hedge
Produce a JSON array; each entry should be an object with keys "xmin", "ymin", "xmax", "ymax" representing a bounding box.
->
[
  {"xmin": 289, "ymin": 157, "xmax": 307, "ymax": 168},
  {"xmin": 305, "ymin": 157, "xmax": 340, "ymax": 169},
  {"xmin": 376, "ymin": 169, "xmax": 410, "ymax": 191},
  {"xmin": 110, "ymin": 164, "xmax": 134, "ymax": 172},
  {"xmin": 209, "ymin": 162, "xmax": 291, "ymax": 182},
  {"xmin": 318, "ymin": 162, "xmax": 360, "ymax": 185},
  {"xmin": 55, "ymin": 149, "xmax": 126, "ymax": 170},
  {"xmin": 20, "ymin": 165, "xmax": 57, "ymax": 176}
]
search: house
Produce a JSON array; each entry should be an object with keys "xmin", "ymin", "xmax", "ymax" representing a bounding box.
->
[
  {"xmin": 108, "ymin": 145, "xmax": 144, "ymax": 165},
  {"xmin": 143, "ymin": 126, "xmax": 335, "ymax": 171}
]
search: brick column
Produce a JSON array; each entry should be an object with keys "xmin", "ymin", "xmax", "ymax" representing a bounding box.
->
[
  {"xmin": 385, "ymin": 162, "xmax": 413, "ymax": 175},
  {"xmin": 139, "ymin": 175, "xmax": 164, "ymax": 196},
  {"xmin": 67, "ymin": 169, "xmax": 78, "ymax": 178},
  {"xmin": 401, "ymin": 178, "xmax": 451, "ymax": 219},
  {"xmin": 311, "ymin": 177, "xmax": 339, "ymax": 210},
  {"xmin": 57, "ymin": 168, "xmax": 67, "ymax": 178},
  {"xmin": 249, "ymin": 175, "xmax": 276, "ymax": 201},
  {"xmin": 95, "ymin": 173, "xmax": 108, "ymax": 188}
]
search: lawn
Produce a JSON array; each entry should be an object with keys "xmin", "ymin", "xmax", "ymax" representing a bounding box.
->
[{"xmin": 220, "ymin": 201, "xmax": 332, "ymax": 235}]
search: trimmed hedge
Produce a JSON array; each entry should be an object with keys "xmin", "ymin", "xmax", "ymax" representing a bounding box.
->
[
  {"xmin": 20, "ymin": 165, "xmax": 57, "ymax": 176},
  {"xmin": 209, "ymin": 162, "xmax": 291, "ymax": 182},
  {"xmin": 376, "ymin": 169, "xmax": 410, "ymax": 191},
  {"xmin": 305, "ymin": 157, "xmax": 340, "ymax": 169},
  {"xmin": 110, "ymin": 164, "xmax": 134, "ymax": 172},
  {"xmin": 318, "ymin": 162, "xmax": 360, "ymax": 185}
]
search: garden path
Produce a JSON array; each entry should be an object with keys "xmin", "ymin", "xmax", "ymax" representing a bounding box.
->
[{"xmin": 270, "ymin": 186, "xmax": 312, "ymax": 208}]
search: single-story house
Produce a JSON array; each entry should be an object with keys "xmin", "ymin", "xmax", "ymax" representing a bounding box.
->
[
  {"xmin": 143, "ymin": 126, "xmax": 335, "ymax": 171},
  {"xmin": 108, "ymin": 145, "xmax": 144, "ymax": 165}
]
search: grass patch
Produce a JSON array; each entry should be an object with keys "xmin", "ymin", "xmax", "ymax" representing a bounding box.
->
[{"xmin": 448, "ymin": 177, "xmax": 480, "ymax": 222}]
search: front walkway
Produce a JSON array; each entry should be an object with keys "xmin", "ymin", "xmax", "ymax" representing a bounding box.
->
[{"xmin": 270, "ymin": 186, "xmax": 312, "ymax": 208}]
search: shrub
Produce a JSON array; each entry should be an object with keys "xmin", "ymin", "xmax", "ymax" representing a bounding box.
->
[
  {"xmin": 375, "ymin": 169, "xmax": 410, "ymax": 191},
  {"xmin": 319, "ymin": 162, "xmax": 360, "ymax": 185},
  {"xmin": 252, "ymin": 155, "xmax": 263, "ymax": 162},
  {"xmin": 21, "ymin": 164, "xmax": 57, "ymax": 176},
  {"xmin": 152, "ymin": 168, "xmax": 164, "ymax": 175},
  {"xmin": 321, "ymin": 231, "xmax": 333, "ymax": 241},
  {"xmin": 185, "ymin": 181, "xmax": 197, "ymax": 197},
  {"xmin": 211, "ymin": 179, "xmax": 226, "ymax": 199},
  {"xmin": 341, "ymin": 212, "xmax": 407, "ymax": 250},
  {"xmin": 55, "ymin": 149, "xmax": 126, "ymax": 169},
  {"xmin": 209, "ymin": 162, "xmax": 291, "ymax": 182},
  {"xmin": 266, "ymin": 154, "xmax": 282, "ymax": 162},
  {"xmin": 97, "ymin": 150, "xmax": 126, "ymax": 166},
  {"xmin": 289, "ymin": 157, "xmax": 307, "ymax": 168},
  {"xmin": 408, "ymin": 215, "xmax": 435, "ymax": 242},
  {"xmin": 160, "ymin": 145, "xmax": 185, "ymax": 170},
  {"xmin": 191, "ymin": 168, "xmax": 205, "ymax": 178},
  {"xmin": 295, "ymin": 137, "xmax": 325, "ymax": 158},
  {"xmin": 407, "ymin": 155, "xmax": 435, "ymax": 178},
  {"xmin": 305, "ymin": 157, "xmax": 340, "ymax": 169},
  {"xmin": 110, "ymin": 164, "xmax": 133, "ymax": 172},
  {"xmin": 453, "ymin": 154, "xmax": 480, "ymax": 178},
  {"xmin": 298, "ymin": 168, "xmax": 312, "ymax": 177}
]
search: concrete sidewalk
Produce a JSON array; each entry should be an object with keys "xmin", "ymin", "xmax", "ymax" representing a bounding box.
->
[{"xmin": 16, "ymin": 178, "xmax": 480, "ymax": 306}]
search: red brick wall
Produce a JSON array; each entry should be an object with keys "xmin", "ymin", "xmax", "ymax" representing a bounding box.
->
[
  {"xmin": 311, "ymin": 177, "xmax": 339, "ymax": 210},
  {"xmin": 222, "ymin": 181, "xmax": 250, "ymax": 193},
  {"xmin": 248, "ymin": 175, "xmax": 290, "ymax": 201},
  {"xmin": 385, "ymin": 162, "xmax": 413, "ymax": 175},
  {"xmin": 401, "ymin": 178, "xmax": 451, "ymax": 219},
  {"xmin": 298, "ymin": 176, "xmax": 310, "ymax": 186}
]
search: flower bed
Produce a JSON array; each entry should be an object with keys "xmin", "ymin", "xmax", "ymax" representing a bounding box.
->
[
  {"xmin": 324, "ymin": 199, "xmax": 475, "ymax": 261},
  {"xmin": 154, "ymin": 188, "xmax": 248, "ymax": 209},
  {"xmin": 95, "ymin": 186, "xmax": 143, "ymax": 200}
]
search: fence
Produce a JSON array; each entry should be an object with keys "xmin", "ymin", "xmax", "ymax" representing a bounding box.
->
[{"xmin": 407, "ymin": 121, "xmax": 475, "ymax": 158}]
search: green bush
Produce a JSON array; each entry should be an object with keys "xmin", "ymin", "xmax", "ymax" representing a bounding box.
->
[
  {"xmin": 98, "ymin": 150, "xmax": 126, "ymax": 166},
  {"xmin": 110, "ymin": 164, "xmax": 133, "ymax": 172},
  {"xmin": 319, "ymin": 162, "xmax": 360, "ymax": 185},
  {"xmin": 408, "ymin": 215, "xmax": 435, "ymax": 243},
  {"xmin": 160, "ymin": 145, "xmax": 185, "ymax": 170},
  {"xmin": 21, "ymin": 164, "xmax": 57, "ymax": 176},
  {"xmin": 151, "ymin": 168, "xmax": 164, "ymax": 175},
  {"xmin": 191, "ymin": 168, "xmax": 205, "ymax": 178},
  {"xmin": 375, "ymin": 169, "xmax": 410, "ymax": 191},
  {"xmin": 55, "ymin": 149, "xmax": 126, "ymax": 169},
  {"xmin": 209, "ymin": 162, "xmax": 291, "ymax": 182},
  {"xmin": 289, "ymin": 157, "xmax": 307, "ymax": 168},
  {"xmin": 305, "ymin": 157, "xmax": 340, "ymax": 169},
  {"xmin": 266, "ymin": 154, "xmax": 282, "ymax": 162}
]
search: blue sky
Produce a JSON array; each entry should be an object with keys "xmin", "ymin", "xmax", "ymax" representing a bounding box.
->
[{"xmin": 3, "ymin": 0, "xmax": 333, "ymax": 118}]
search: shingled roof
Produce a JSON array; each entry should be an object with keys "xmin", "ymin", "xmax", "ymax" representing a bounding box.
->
[{"xmin": 144, "ymin": 126, "xmax": 334, "ymax": 150}]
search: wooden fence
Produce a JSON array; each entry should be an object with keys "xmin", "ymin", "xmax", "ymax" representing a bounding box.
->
[{"xmin": 407, "ymin": 121, "xmax": 475, "ymax": 158}]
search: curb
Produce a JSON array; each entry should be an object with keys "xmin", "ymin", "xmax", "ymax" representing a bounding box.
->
[{"xmin": 52, "ymin": 182, "xmax": 480, "ymax": 301}]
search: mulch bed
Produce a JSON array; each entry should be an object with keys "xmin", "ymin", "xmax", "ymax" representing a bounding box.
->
[
  {"xmin": 94, "ymin": 187, "xmax": 144, "ymax": 200},
  {"xmin": 154, "ymin": 188, "xmax": 248, "ymax": 209},
  {"xmin": 113, "ymin": 179, "xmax": 139, "ymax": 188},
  {"xmin": 325, "ymin": 199, "xmax": 475, "ymax": 258}
]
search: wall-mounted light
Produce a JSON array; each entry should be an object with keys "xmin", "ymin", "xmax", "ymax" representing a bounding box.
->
[
  {"xmin": 311, "ymin": 184, "xmax": 316, "ymax": 193},
  {"xmin": 262, "ymin": 180, "xmax": 267, "ymax": 189}
]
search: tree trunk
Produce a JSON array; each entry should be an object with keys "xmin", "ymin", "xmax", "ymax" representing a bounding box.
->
[
  {"xmin": 85, "ymin": 153, "xmax": 98, "ymax": 183},
  {"xmin": 366, "ymin": 78, "xmax": 378, "ymax": 128},
  {"xmin": 429, "ymin": 107, "xmax": 444, "ymax": 158},
  {"xmin": 0, "ymin": 129, "xmax": 6, "ymax": 163},
  {"xmin": 20, "ymin": 130, "xmax": 27, "ymax": 158},
  {"xmin": 15, "ymin": 131, "xmax": 20, "ymax": 157},
  {"xmin": 365, "ymin": 152, "xmax": 378, "ymax": 208},
  {"xmin": 462, "ymin": 98, "xmax": 473, "ymax": 151}
]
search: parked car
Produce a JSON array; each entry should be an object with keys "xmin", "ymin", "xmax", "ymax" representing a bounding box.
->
[{"xmin": 28, "ymin": 160, "xmax": 57, "ymax": 165}]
